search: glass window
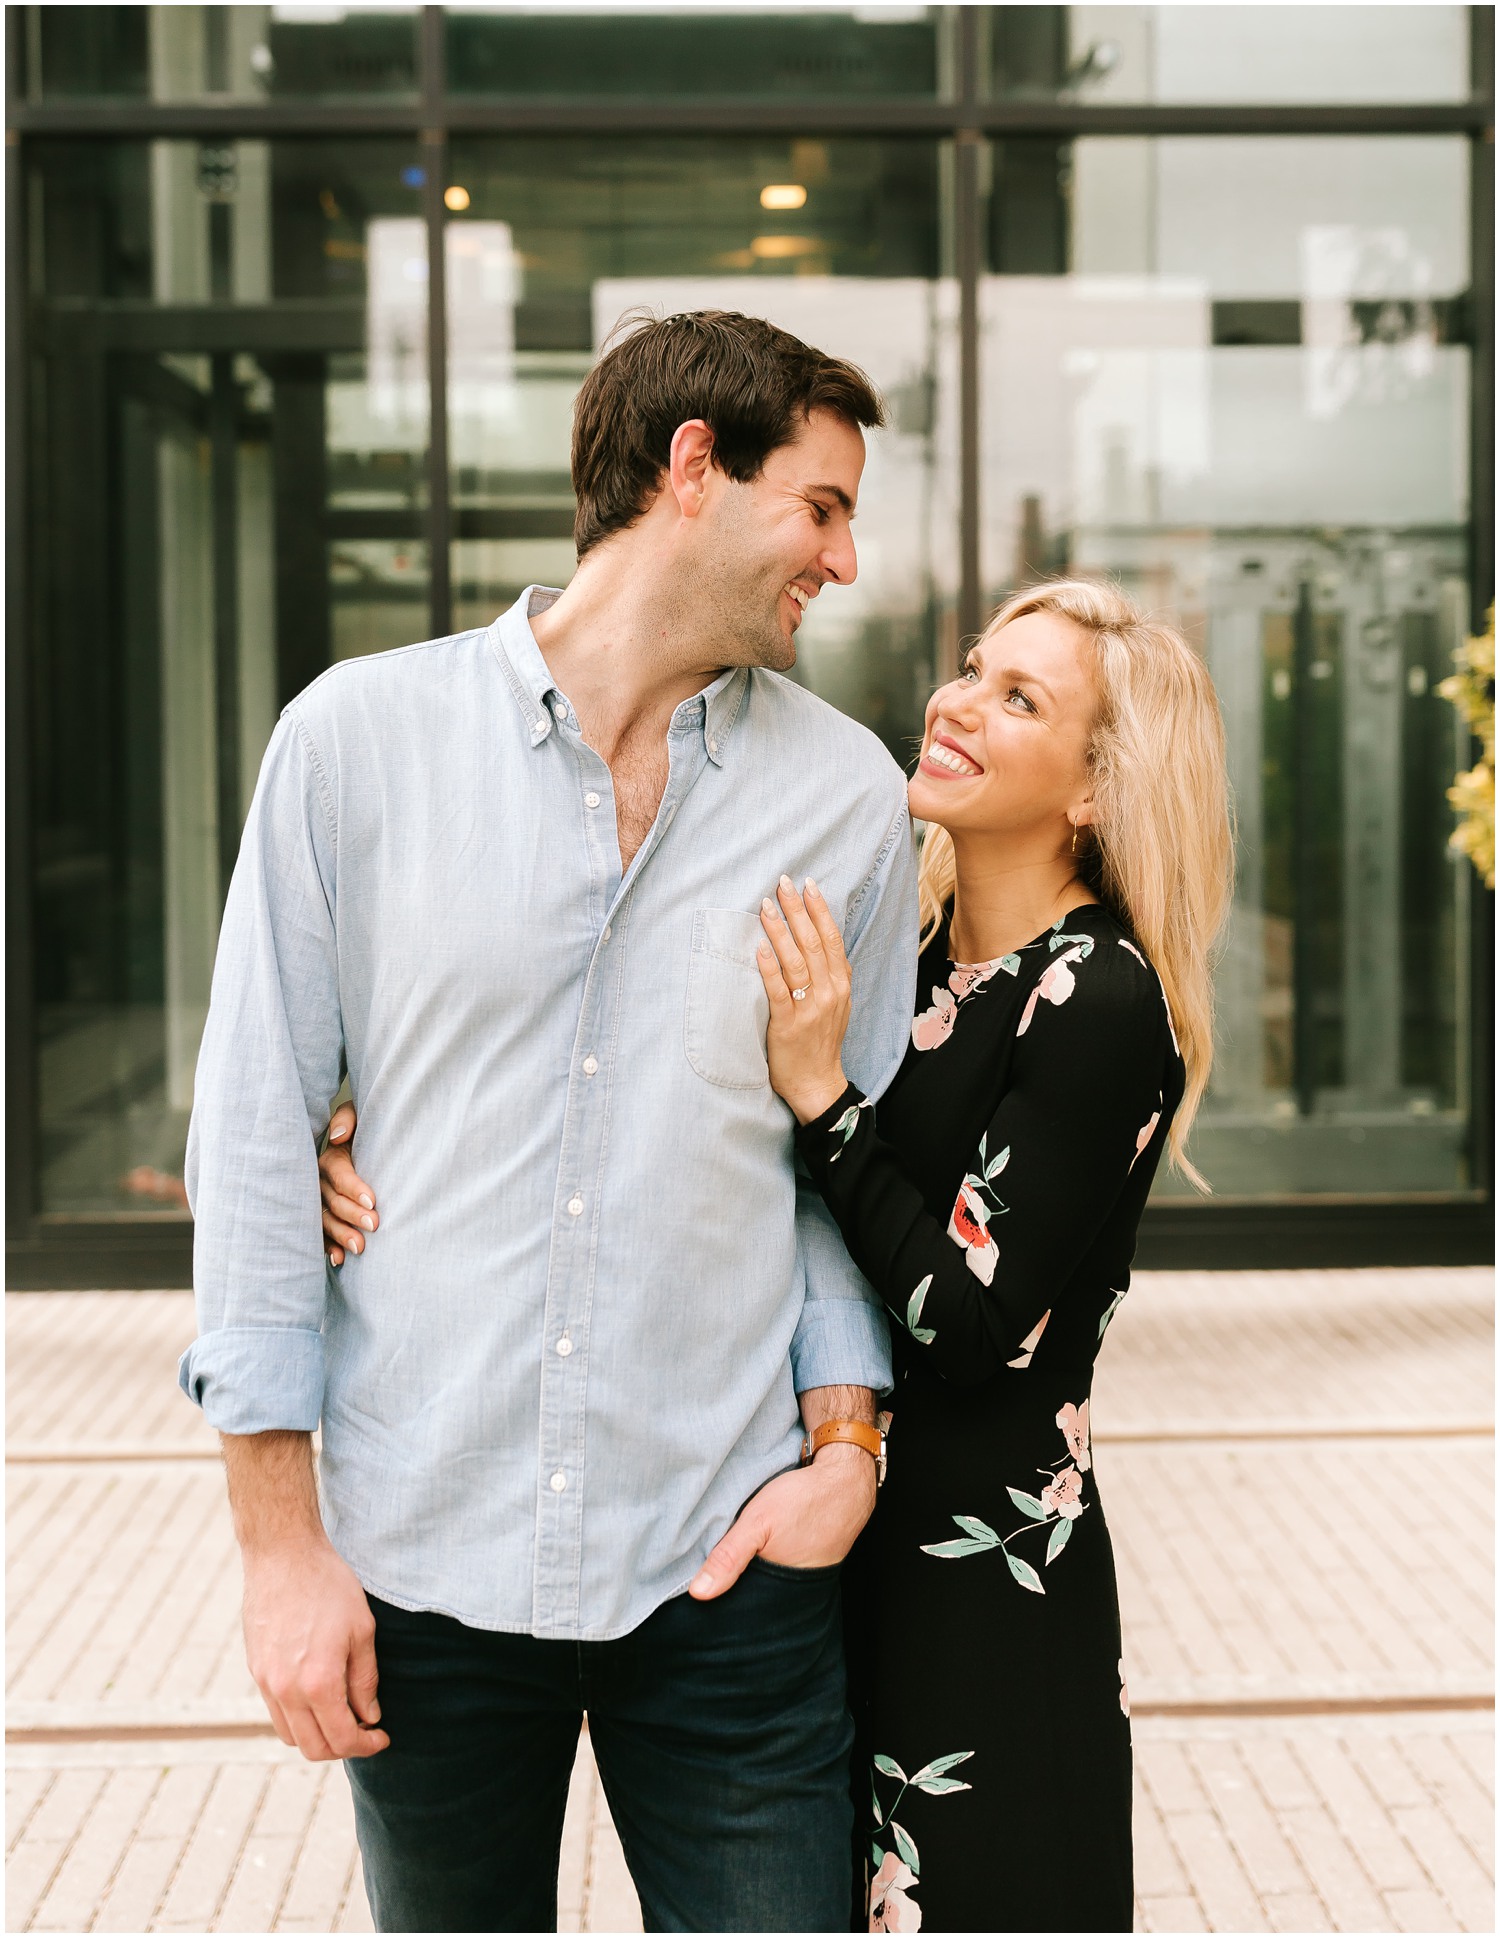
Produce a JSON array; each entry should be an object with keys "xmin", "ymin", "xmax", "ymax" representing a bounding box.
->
[
  {"xmin": 445, "ymin": 136, "xmax": 958, "ymax": 760},
  {"xmin": 445, "ymin": 7, "xmax": 941, "ymax": 98},
  {"xmin": 980, "ymin": 134, "xmax": 1473, "ymax": 1196},
  {"xmin": 989, "ymin": 6, "xmax": 1472, "ymax": 105},
  {"xmin": 26, "ymin": 139, "xmax": 428, "ymax": 1217},
  {"xmin": 23, "ymin": 5, "xmax": 419, "ymax": 102}
]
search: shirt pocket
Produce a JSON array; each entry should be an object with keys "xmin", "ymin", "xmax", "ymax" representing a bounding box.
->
[{"xmin": 684, "ymin": 907, "xmax": 772, "ymax": 1090}]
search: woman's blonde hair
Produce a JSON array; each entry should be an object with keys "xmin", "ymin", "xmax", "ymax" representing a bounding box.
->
[{"xmin": 917, "ymin": 577, "xmax": 1233, "ymax": 1189}]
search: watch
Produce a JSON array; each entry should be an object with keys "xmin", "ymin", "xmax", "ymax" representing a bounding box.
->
[{"xmin": 801, "ymin": 1418, "xmax": 887, "ymax": 1487}]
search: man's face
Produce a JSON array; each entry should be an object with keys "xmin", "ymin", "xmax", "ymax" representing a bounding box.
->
[{"xmin": 688, "ymin": 407, "xmax": 866, "ymax": 673}]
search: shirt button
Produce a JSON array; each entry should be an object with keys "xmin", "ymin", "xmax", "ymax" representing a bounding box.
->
[
  {"xmin": 550, "ymin": 1471, "xmax": 567, "ymax": 1493},
  {"xmin": 585, "ymin": 791, "xmax": 601, "ymax": 809},
  {"xmin": 582, "ymin": 1056, "xmax": 598, "ymax": 1076},
  {"xmin": 567, "ymin": 1194, "xmax": 583, "ymax": 1216},
  {"xmin": 556, "ymin": 1335, "xmax": 574, "ymax": 1357},
  {"xmin": 708, "ymin": 738, "xmax": 718, "ymax": 755},
  {"xmin": 601, "ymin": 925, "xmax": 612, "ymax": 943}
]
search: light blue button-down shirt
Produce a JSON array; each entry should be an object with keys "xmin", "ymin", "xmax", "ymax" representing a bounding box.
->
[{"xmin": 180, "ymin": 587, "xmax": 918, "ymax": 1640}]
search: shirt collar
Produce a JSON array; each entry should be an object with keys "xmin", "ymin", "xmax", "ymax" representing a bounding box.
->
[
  {"xmin": 491, "ymin": 585, "xmax": 568, "ymax": 746},
  {"xmin": 490, "ymin": 585, "xmax": 749, "ymax": 767}
]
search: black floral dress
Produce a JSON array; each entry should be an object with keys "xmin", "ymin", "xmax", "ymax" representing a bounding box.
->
[{"xmin": 797, "ymin": 902, "xmax": 1185, "ymax": 1935}]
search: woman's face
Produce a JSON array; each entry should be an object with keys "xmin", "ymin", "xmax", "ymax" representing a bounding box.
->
[{"xmin": 908, "ymin": 609, "xmax": 1098, "ymax": 847}]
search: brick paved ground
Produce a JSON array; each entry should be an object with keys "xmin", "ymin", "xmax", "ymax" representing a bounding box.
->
[{"xmin": 7, "ymin": 1268, "xmax": 1493, "ymax": 1933}]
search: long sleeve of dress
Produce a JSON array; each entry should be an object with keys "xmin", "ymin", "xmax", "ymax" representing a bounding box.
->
[{"xmin": 795, "ymin": 931, "xmax": 1176, "ymax": 1387}]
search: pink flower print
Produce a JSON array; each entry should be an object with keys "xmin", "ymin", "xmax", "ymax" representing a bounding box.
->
[
  {"xmin": 947, "ymin": 1181, "xmax": 998, "ymax": 1285},
  {"xmin": 911, "ymin": 984, "xmax": 958, "ymax": 1051},
  {"xmin": 870, "ymin": 1853, "xmax": 922, "ymax": 1933},
  {"xmin": 1056, "ymin": 1399, "xmax": 1091, "ymax": 1471},
  {"xmin": 1016, "ymin": 946, "xmax": 1084, "ymax": 1037},
  {"xmin": 946, "ymin": 955, "xmax": 1015, "ymax": 999},
  {"xmin": 1006, "ymin": 1308, "xmax": 1051, "ymax": 1369},
  {"xmin": 1040, "ymin": 1465, "xmax": 1084, "ymax": 1520},
  {"xmin": 1119, "ymin": 1658, "xmax": 1131, "ymax": 1718},
  {"xmin": 1130, "ymin": 1099, "xmax": 1161, "ymax": 1172}
]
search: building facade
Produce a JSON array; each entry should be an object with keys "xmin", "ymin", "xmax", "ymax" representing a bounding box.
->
[{"xmin": 7, "ymin": 4, "xmax": 1494, "ymax": 1284}]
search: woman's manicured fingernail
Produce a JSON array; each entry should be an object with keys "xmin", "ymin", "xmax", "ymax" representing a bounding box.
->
[
  {"xmin": 360, "ymin": 1214, "xmax": 375, "ymax": 1231},
  {"xmin": 331, "ymin": 1126, "xmax": 347, "ymax": 1140},
  {"xmin": 359, "ymin": 1195, "xmax": 374, "ymax": 1210},
  {"xmin": 805, "ymin": 877, "xmax": 820, "ymax": 898},
  {"xmin": 779, "ymin": 874, "xmax": 794, "ymax": 892},
  {"xmin": 757, "ymin": 943, "xmax": 773, "ymax": 958},
  {"xmin": 762, "ymin": 896, "xmax": 777, "ymax": 917},
  {"xmin": 690, "ymin": 1570, "xmax": 714, "ymax": 1595}
]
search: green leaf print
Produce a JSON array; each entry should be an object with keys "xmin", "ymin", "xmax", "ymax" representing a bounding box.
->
[
  {"xmin": 952, "ymin": 1514, "xmax": 1000, "ymax": 1542},
  {"xmin": 999, "ymin": 953, "xmax": 1021, "ymax": 975},
  {"xmin": 828, "ymin": 1101, "xmax": 871, "ymax": 1164},
  {"xmin": 916, "ymin": 1776, "xmax": 973, "ymax": 1795},
  {"xmin": 872, "ymin": 1840, "xmax": 884, "ymax": 1868},
  {"xmin": 1006, "ymin": 1487, "xmax": 1047, "ymax": 1521},
  {"xmin": 910, "ymin": 1751, "xmax": 975, "ymax": 1783},
  {"xmin": 1049, "ymin": 927, "xmax": 1096, "ymax": 956},
  {"xmin": 1007, "ymin": 1551, "xmax": 1045, "ymax": 1594},
  {"xmin": 891, "ymin": 1822, "xmax": 920, "ymax": 1875},
  {"xmin": 1098, "ymin": 1288, "xmax": 1126, "ymax": 1339},
  {"xmin": 873, "ymin": 1755, "xmax": 906, "ymax": 1781},
  {"xmin": 985, "ymin": 1145, "xmax": 1011, "ymax": 1182},
  {"xmin": 921, "ymin": 1513, "xmax": 1001, "ymax": 1558},
  {"xmin": 1046, "ymin": 1516, "xmax": 1074, "ymax": 1564},
  {"xmin": 906, "ymin": 1275, "xmax": 936, "ymax": 1345}
]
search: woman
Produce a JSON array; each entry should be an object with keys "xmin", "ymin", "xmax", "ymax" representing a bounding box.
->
[
  {"xmin": 749, "ymin": 578, "xmax": 1230, "ymax": 1932},
  {"xmin": 320, "ymin": 577, "xmax": 1231, "ymax": 1933}
]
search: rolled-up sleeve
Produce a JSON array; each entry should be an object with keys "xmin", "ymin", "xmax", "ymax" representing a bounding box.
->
[
  {"xmin": 177, "ymin": 707, "xmax": 344, "ymax": 1434},
  {"xmin": 789, "ymin": 795, "xmax": 918, "ymax": 1396}
]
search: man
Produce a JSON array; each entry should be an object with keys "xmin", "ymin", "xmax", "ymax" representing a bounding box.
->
[{"xmin": 179, "ymin": 311, "xmax": 918, "ymax": 1932}]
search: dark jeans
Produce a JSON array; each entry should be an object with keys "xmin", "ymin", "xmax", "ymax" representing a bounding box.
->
[{"xmin": 345, "ymin": 1558, "xmax": 854, "ymax": 1933}]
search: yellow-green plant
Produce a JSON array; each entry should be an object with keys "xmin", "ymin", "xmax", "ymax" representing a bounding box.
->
[{"xmin": 1438, "ymin": 606, "xmax": 1495, "ymax": 890}]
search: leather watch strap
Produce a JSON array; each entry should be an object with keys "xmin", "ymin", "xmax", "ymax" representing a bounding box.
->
[{"xmin": 801, "ymin": 1418, "xmax": 886, "ymax": 1484}]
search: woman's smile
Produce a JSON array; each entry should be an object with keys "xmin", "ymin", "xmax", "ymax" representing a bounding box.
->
[{"xmin": 919, "ymin": 732, "xmax": 984, "ymax": 779}]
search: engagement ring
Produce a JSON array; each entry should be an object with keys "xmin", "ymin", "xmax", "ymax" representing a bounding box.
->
[{"xmin": 791, "ymin": 985, "xmax": 810, "ymax": 1001}]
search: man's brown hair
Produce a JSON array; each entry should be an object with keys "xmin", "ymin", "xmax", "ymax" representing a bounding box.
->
[{"xmin": 571, "ymin": 309, "xmax": 885, "ymax": 558}]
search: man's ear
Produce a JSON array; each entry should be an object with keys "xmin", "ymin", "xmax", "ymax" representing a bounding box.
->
[{"xmin": 667, "ymin": 419, "xmax": 716, "ymax": 519}]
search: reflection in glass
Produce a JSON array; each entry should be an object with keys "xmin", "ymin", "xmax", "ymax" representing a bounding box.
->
[
  {"xmin": 980, "ymin": 135, "xmax": 1472, "ymax": 1194},
  {"xmin": 989, "ymin": 5, "xmax": 1470, "ymax": 105},
  {"xmin": 27, "ymin": 140, "xmax": 427, "ymax": 1214},
  {"xmin": 444, "ymin": 137, "xmax": 957, "ymax": 759},
  {"xmin": 24, "ymin": 5, "xmax": 419, "ymax": 102},
  {"xmin": 446, "ymin": 8, "xmax": 940, "ymax": 98}
]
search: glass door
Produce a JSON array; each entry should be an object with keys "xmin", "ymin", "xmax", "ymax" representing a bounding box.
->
[{"xmin": 27, "ymin": 136, "xmax": 430, "ymax": 1216}]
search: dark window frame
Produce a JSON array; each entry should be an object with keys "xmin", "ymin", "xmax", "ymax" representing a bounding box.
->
[{"xmin": 6, "ymin": 5, "xmax": 1493, "ymax": 1282}]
